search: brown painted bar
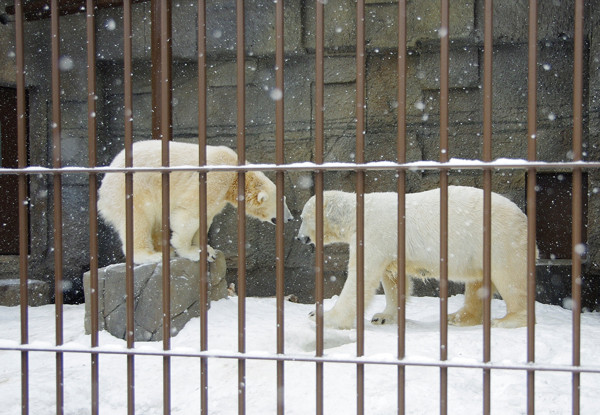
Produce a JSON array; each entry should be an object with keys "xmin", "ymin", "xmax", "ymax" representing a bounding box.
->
[
  {"xmin": 85, "ymin": 1, "xmax": 99, "ymax": 413},
  {"xmin": 315, "ymin": 0, "xmax": 325, "ymax": 413},
  {"xmin": 197, "ymin": 0, "xmax": 209, "ymax": 413},
  {"xmin": 439, "ymin": 0, "xmax": 450, "ymax": 413},
  {"xmin": 571, "ymin": 1, "xmax": 584, "ymax": 413},
  {"xmin": 482, "ymin": 1, "xmax": 493, "ymax": 414},
  {"xmin": 275, "ymin": 0, "xmax": 286, "ymax": 413},
  {"xmin": 397, "ymin": 1, "xmax": 407, "ymax": 414},
  {"xmin": 526, "ymin": 0, "xmax": 538, "ymax": 413},
  {"xmin": 355, "ymin": 0, "xmax": 366, "ymax": 412},
  {"xmin": 236, "ymin": 0, "xmax": 247, "ymax": 412},
  {"xmin": 15, "ymin": 1, "xmax": 29, "ymax": 414},
  {"xmin": 6, "ymin": 0, "xmax": 147, "ymax": 21},
  {"xmin": 122, "ymin": 1, "xmax": 135, "ymax": 413},
  {"xmin": 158, "ymin": 1, "xmax": 173, "ymax": 413},
  {"xmin": 50, "ymin": 1, "xmax": 65, "ymax": 413}
]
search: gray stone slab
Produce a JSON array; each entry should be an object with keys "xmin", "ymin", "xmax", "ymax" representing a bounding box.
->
[
  {"xmin": 84, "ymin": 251, "xmax": 227, "ymax": 341},
  {"xmin": 0, "ymin": 279, "xmax": 51, "ymax": 307}
]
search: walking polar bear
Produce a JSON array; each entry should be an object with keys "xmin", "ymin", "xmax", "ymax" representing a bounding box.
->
[
  {"xmin": 297, "ymin": 187, "xmax": 534, "ymax": 329},
  {"xmin": 99, "ymin": 140, "xmax": 293, "ymax": 264}
]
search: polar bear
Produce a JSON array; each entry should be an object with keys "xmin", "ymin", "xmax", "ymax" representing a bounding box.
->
[
  {"xmin": 98, "ymin": 140, "xmax": 293, "ymax": 264},
  {"xmin": 297, "ymin": 187, "xmax": 534, "ymax": 329}
]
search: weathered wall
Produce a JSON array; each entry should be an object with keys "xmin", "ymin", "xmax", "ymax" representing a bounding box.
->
[{"xmin": 0, "ymin": 0, "xmax": 598, "ymax": 305}]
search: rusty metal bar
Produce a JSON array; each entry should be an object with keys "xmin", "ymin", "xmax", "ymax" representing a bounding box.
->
[
  {"xmin": 158, "ymin": 1, "xmax": 173, "ymax": 413},
  {"xmin": 86, "ymin": 1, "xmax": 99, "ymax": 413},
  {"xmin": 526, "ymin": 0, "xmax": 538, "ymax": 413},
  {"xmin": 396, "ymin": 1, "xmax": 407, "ymax": 414},
  {"xmin": 355, "ymin": 0, "xmax": 366, "ymax": 413},
  {"xmin": 122, "ymin": 1, "xmax": 135, "ymax": 413},
  {"xmin": 275, "ymin": 0, "xmax": 285, "ymax": 413},
  {"xmin": 15, "ymin": 1, "xmax": 29, "ymax": 414},
  {"xmin": 236, "ymin": 0, "xmax": 247, "ymax": 412},
  {"xmin": 571, "ymin": 1, "xmax": 584, "ymax": 413},
  {"xmin": 50, "ymin": 1, "xmax": 65, "ymax": 413},
  {"xmin": 482, "ymin": 1, "xmax": 493, "ymax": 414},
  {"xmin": 439, "ymin": 0, "xmax": 449, "ymax": 413},
  {"xmin": 197, "ymin": 0, "xmax": 209, "ymax": 412},
  {"xmin": 314, "ymin": 0, "xmax": 325, "ymax": 413}
]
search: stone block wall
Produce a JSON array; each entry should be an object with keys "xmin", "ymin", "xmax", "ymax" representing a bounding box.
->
[{"xmin": 0, "ymin": 0, "xmax": 598, "ymax": 305}]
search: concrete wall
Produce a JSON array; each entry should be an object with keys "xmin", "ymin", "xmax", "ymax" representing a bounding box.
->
[{"xmin": 0, "ymin": 0, "xmax": 598, "ymax": 305}]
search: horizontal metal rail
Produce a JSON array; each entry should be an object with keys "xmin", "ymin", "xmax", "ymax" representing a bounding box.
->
[{"xmin": 2, "ymin": 344, "xmax": 600, "ymax": 374}]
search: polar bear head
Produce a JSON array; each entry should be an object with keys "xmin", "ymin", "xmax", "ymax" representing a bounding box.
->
[
  {"xmin": 297, "ymin": 190, "xmax": 356, "ymax": 245},
  {"xmin": 242, "ymin": 170, "xmax": 293, "ymax": 225}
]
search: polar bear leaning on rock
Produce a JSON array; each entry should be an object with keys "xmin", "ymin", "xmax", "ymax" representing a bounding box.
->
[
  {"xmin": 98, "ymin": 140, "xmax": 293, "ymax": 264},
  {"xmin": 297, "ymin": 186, "xmax": 534, "ymax": 329}
]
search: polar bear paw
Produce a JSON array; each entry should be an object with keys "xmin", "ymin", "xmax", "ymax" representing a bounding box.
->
[
  {"xmin": 371, "ymin": 312, "xmax": 396, "ymax": 325},
  {"xmin": 175, "ymin": 245, "xmax": 217, "ymax": 262},
  {"xmin": 134, "ymin": 250, "xmax": 163, "ymax": 264},
  {"xmin": 308, "ymin": 308, "xmax": 354, "ymax": 330},
  {"xmin": 448, "ymin": 309, "xmax": 482, "ymax": 326},
  {"xmin": 491, "ymin": 311, "xmax": 528, "ymax": 328}
]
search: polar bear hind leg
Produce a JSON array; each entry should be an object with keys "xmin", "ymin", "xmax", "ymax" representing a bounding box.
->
[
  {"xmin": 131, "ymin": 207, "xmax": 163, "ymax": 264},
  {"xmin": 490, "ymin": 274, "xmax": 528, "ymax": 328},
  {"xmin": 448, "ymin": 280, "xmax": 485, "ymax": 326}
]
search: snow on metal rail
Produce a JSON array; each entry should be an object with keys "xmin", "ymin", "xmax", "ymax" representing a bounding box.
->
[{"xmin": 0, "ymin": 159, "xmax": 597, "ymax": 175}]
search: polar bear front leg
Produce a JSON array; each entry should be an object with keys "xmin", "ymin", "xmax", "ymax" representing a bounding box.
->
[
  {"xmin": 310, "ymin": 249, "xmax": 383, "ymax": 329},
  {"xmin": 170, "ymin": 209, "xmax": 203, "ymax": 261},
  {"xmin": 371, "ymin": 269, "xmax": 398, "ymax": 325},
  {"xmin": 309, "ymin": 261, "xmax": 358, "ymax": 329}
]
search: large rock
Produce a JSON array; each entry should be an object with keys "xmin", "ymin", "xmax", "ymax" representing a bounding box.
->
[{"xmin": 83, "ymin": 252, "xmax": 228, "ymax": 341}]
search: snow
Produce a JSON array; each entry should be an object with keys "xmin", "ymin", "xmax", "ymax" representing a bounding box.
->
[{"xmin": 1, "ymin": 295, "xmax": 599, "ymax": 414}]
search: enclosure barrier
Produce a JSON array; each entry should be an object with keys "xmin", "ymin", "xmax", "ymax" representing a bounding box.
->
[{"xmin": 2, "ymin": 0, "xmax": 599, "ymax": 414}]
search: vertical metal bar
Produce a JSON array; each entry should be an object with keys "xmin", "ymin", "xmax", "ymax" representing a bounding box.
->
[
  {"xmin": 275, "ymin": 0, "xmax": 285, "ymax": 413},
  {"xmin": 159, "ymin": 1, "xmax": 173, "ymax": 413},
  {"xmin": 482, "ymin": 2, "xmax": 493, "ymax": 415},
  {"xmin": 526, "ymin": 0, "xmax": 538, "ymax": 413},
  {"xmin": 197, "ymin": 0, "xmax": 209, "ymax": 413},
  {"xmin": 439, "ymin": 1, "xmax": 449, "ymax": 414},
  {"xmin": 236, "ymin": 0, "xmax": 247, "ymax": 412},
  {"xmin": 151, "ymin": 1, "xmax": 161, "ymax": 141},
  {"xmin": 86, "ymin": 1, "xmax": 99, "ymax": 413},
  {"xmin": 50, "ymin": 1, "xmax": 64, "ymax": 413},
  {"xmin": 396, "ymin": 1, "xmax": 407, "ymax": 414},
  {"xmin": 571, "ymin": 1, "xmax": 584, "ymax": 413},
  {"xmin": 314, "ymin": 0, "xmax": 325, "ymax": 413},
  {"xmin": 355, "ymin": 0, "xmax": 366, "ymax": 413},
  {"xmin": 15, "ymin": 2, "xmax": 29, "ymax": 414},
  {"xmin": 122, "ymin": 1, "xmax": 135, "ymax": 413}
]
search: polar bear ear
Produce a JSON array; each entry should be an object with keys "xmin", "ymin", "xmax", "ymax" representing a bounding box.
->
[{"xmin": 258, "ymin": 191, "xmax": 269, "ymax": 203}]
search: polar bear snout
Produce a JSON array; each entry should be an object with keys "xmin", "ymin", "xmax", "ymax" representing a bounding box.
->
[
  {"xmin": 269, "ymin": 201, "xmax": 294, "ymax": 225},
  {"xmin": 296, "ymin": 235, "xmax": 312, "ymax": 245}
]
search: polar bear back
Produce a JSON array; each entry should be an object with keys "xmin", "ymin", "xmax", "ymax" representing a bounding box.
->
[
  {"xmin": 361, "ymin": 186, "xmax": 528, "ymax": 280},
  {"xmin": 98, "ymin": 141, "xmax": 237, "ymax": 229}
]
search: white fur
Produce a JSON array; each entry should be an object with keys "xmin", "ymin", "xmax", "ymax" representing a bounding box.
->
[
  {"xmin": 297, "ymin": 187, "xmax": 535, "ymax": 329},
  {"xmin": 98, "ymin": 140, "xmax": 293, "ymax": 264}
]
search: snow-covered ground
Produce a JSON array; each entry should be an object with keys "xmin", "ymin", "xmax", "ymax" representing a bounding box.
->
[{"xmin": 1, "ymin": 295, "xmax": 599, "ymax": 414}]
